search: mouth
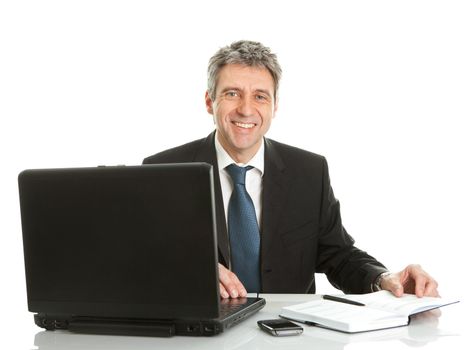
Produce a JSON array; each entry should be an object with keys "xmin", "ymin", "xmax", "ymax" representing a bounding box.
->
[{"xmin": 232, "ymin": 121, "xmax": 257, "ymax": 129}]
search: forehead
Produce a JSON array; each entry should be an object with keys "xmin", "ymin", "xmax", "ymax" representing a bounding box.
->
[{"xmin": 216, "ymin": 64, "xmax": 275, "ymax": 94}]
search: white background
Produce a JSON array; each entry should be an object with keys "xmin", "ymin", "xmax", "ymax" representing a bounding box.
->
[{"xmin": 1, "ymin": 1, "xmax": 471, "ymax": 348}]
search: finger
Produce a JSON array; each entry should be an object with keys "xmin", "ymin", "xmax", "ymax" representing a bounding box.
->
[
  {"xmin": 218, "ymin": 264, "xmax": 246, "ymax": 298},
  {"xmin": 413, "ymin": 275, "xmax": 427, "ymax": 297},
  {"xmin": 229, "ymin": 275, "xmax": 247, "ymax": 298},
  {"xmin": 407, "ymin": 265, "xmax": 441, "ymax": 298},
  {"xmin": 219, "ymin": 270, "xmax": 239, "ymax": 298},
  {"xmin": 237, "ymin": 283, "xmax": 248, "ymax": 297},
  {"xmin": 423, "ymin": 279, "xmax": 440, "ymax": 297},
  {"xmin": 219, "ymin": 282, "xmax": 230, "ymax": 299},
  {"xmin": 400, "ymin": 267, "xmax": 412, "ymax": 285}
]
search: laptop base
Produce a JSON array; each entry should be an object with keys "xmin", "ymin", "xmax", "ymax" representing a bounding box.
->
[{"xmin": 33, "ymin": 297, "xmax": 265, "ymax": 337}]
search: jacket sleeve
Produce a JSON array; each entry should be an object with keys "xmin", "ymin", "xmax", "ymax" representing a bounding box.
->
[{"xmin": 315, "ymin": 157, "xmax": 388, "ymax": 294}]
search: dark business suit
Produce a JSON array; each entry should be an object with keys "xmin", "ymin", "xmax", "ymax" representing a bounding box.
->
[{"xmin": 143, "ymin": 132, "xmax": 387, "ymax": 294}]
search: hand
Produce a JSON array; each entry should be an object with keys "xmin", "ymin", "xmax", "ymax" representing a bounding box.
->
[
  {"xmin": 381, "ymin": 264, "xmax": 439, "ymax": 298},
  {"xmin": 218, "ymin": 263, "xmax": 247, "ymax": 299}
]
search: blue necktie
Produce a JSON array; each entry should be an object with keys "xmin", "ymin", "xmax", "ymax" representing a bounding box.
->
[{"xmin": 226, "ymin": 164, "xmax": 261, "ymax": 292}]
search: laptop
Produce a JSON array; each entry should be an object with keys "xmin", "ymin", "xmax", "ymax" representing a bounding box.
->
[{"xmin": 18, "ymin": 163, "xmax": 265, "ymax": 337}]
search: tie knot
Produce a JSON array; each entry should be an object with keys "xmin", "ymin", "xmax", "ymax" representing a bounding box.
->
[{"xmin": 226, "ymin": 164, "xmax": 253, "ymax": 185}]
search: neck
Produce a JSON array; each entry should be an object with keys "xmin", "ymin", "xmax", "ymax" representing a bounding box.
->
[
  {"xmin": 226, "ymin": 146, "xmax": 259, "ymax": 165},
  {"xmin": 230, "ymin": 152, "xmax": 256, "ymax": 165}
]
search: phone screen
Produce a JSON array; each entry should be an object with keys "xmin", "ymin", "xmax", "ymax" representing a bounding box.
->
[
  {"xmin": 268, "ymin": 320, "xmax": 300, "ymax": 329},
  {"xmin": 258, "ymin": 319, "xmax": 303, "ymax": 336}
]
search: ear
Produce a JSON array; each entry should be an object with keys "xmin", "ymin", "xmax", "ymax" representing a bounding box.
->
[
  {"xmin": 273, "ymin": 98, "xmax": 278, "ymax": 117},
  {"xmin": 205, "ymin": 91, "xmax": 214, "ymax": 114}
]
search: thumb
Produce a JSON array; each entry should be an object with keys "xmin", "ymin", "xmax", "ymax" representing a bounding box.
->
[
  {"xmin": 382, "ymin": 274, "xmax": 404, "ymax": 297},
  {"xmin": 390, "ymin": 282, "xmax": 404, "ymax": 297}
]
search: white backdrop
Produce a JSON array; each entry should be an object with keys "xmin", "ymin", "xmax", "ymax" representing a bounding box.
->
[{"xmin": 1, "ymin": 1, "xmax": 471, "ymax": 348}]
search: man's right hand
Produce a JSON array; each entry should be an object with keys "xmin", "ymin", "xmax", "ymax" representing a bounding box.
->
[{"xmin": 218, "ymin": 263, "xmax": 247, "ymax": 298}]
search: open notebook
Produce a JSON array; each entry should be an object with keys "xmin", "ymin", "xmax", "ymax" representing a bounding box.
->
[{"xmin": 280, "ymin": 291, "xmax": 459, "ymax": 333}]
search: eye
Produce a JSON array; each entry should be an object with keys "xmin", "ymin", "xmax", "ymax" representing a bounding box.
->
[
  {"xmin": 225, "ymin": 91, "xmax": 239, "ymax": 99},
  {"xmin": 255, "ymin": 94, "xmax": 269, "ymax": 102}
]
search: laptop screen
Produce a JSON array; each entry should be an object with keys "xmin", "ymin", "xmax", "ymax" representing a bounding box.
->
[{"xmin": 19, "ymin": 163, "xmax": 220, "ymax": 319}]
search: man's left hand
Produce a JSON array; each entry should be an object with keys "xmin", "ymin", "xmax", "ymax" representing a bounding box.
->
[{"xmin": 380, "ymin": 264, "xmax": 439, "ymax": 298}]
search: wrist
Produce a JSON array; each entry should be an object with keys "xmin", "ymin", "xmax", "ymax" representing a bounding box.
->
[{"xmin": 372, "ymin": 271, "xmax": 391, "ymax": 292}]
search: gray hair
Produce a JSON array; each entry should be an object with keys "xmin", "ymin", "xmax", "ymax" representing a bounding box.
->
[{"xmin": 207, "ymin": 40, "xmax": 282, "ymax": 101}]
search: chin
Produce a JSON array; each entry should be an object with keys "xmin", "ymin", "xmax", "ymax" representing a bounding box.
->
[{"xmin": 232, "ymin": 138, "xmax": 257, "ymax": 150}]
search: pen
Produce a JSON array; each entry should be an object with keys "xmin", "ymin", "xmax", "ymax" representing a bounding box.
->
[{"xmin": 322, "ymin": 295, "xmax": 365, "ymax": 306}]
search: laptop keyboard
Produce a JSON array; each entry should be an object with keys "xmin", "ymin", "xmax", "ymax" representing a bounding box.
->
[{"xmin": 219, "ymin": 299, "xmax": 248, "ymax": 318}]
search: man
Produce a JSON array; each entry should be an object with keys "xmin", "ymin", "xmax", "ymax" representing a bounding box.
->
[{"xmin": 143, "ymin": 40, "xmax": 439, "ymax": 299}]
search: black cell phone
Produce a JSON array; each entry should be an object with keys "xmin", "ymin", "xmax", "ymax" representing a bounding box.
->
[{"xmin": 257, "ymin": 318, "xmax": 303, "ymax": 336}]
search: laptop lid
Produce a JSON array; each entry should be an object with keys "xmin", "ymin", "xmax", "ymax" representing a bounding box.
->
[{"xmin": 19, "ymin": 163, "xmax": 221, "ymax": 320}]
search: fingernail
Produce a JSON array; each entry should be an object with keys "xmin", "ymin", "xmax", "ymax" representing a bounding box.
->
[
  {"xmin": 221, "ymin": 291, "xmax": 229, "ymax": 298},
  {"xmin": 231, "ymin": 290, "xmax": 238, "ymax": 298}
]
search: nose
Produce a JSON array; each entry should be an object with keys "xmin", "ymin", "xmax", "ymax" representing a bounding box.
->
[{"xmin": 236, "ymin": 95, "xmax": 255, "ymax": 117}]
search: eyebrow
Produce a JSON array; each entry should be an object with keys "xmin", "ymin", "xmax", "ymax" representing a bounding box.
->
[
  {"xmin": 220, "ymin": 87, "xmax": 242, "ymax": 93},
  {"xmin": 254, "ymin": 89, "xmax": 272, "ymax": 97}
]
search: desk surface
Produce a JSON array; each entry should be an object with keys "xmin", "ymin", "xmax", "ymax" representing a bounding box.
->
[{"xmin": 32, "ymin": 294, "xmax": 466, "ymax": 350}]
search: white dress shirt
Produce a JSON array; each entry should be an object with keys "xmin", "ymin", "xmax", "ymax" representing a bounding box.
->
[{"xmin": 214, "ymin": 137, "xmax": 264, "ymax": 230}]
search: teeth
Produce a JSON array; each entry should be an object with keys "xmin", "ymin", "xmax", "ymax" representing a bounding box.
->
[{"xmin": 234, "ymin": 122, "xmax": 255, "ymax": 129}]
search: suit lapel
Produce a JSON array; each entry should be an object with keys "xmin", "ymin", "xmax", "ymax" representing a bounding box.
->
[
  {"xmin": 261, "ymin": 139, "xmax": 289, "ymax": 261},
  {"xmin": 193, "ymin": 132, "xmax": 231, "ymax": 267}
]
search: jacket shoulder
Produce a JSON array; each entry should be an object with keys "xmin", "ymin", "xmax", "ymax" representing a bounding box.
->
[
  {"xmin": 142, "ymin": 138, "xmax": 206, "ymax": 164},
  {"xmin": 266, "ymin": 138, "xmax": 326, "ymax": 168}
]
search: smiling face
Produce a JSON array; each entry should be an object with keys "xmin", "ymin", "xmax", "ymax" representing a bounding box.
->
[{"xmin": 205, "ymin": 64, "xmax": 278, "ymax": 164}]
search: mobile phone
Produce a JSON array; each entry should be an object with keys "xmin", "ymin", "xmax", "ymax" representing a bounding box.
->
[{"xmin": 257, "ymin": 318, "xmax": 303, "ymax": 336}]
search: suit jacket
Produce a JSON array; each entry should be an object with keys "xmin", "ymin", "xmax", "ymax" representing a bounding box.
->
[{"xmin": 143, "ymin": 132, "xmax": 387, "ymax": 294}]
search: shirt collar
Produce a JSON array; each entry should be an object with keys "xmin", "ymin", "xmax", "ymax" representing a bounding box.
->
[{"xmin": 214, "ymin": 134, "xmax": 265, "ymax": 176}]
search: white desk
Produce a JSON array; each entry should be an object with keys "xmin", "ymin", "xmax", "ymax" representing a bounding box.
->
[{"xmin": 32, "ymin": 294, "xmax": 466, "ymax": 350}]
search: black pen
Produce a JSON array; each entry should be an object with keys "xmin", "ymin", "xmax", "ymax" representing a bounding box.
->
[{"xmin": 322, "ymin": 295, "xmax": 365, "ymax": 306}]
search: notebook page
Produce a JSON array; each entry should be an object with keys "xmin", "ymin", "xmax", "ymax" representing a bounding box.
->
[
  {"xmin": 282, "ymin": 299, "xmax": 405, "ymax": 332},
  {"xmin": 342, "ymin": 291, "xmax": 453, "ymax": 316}
]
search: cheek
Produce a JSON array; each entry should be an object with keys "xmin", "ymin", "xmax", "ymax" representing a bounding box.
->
[
  {"xmin": 212, "ymin": 108, "xmax": 229, "ymax": 128},
  {"xmin": 214, "ymin": 105, "xmax": 234, "ymax": 124},
  {"xmin": 261, "ymin": 109, "xmax": 275, "ymax": 126}
]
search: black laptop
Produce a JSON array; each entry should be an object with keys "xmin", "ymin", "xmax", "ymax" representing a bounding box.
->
[{"xmin": 18, "ymin": 163, "xmax": 265, "ymax": 337}]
